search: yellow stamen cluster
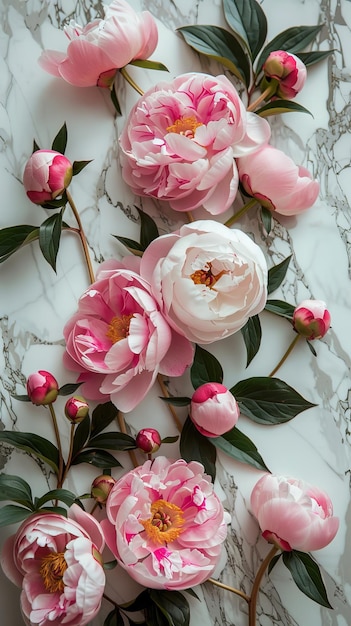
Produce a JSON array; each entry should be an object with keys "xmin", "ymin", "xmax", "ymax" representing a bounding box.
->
[
  {"xmin": 166, "ymin": 115, "xmax": 203, "ymax": 139},
  {"xmin": 141, "ymin": 499, "xmax": 185, "ymax": 544},
  {"xmin": 190, "ymin": 262, "xmax": 227, "ymax": 288},
  {"xmin": 106, "ymin": 314, "xmax": 133, "ymax": 343},
  {"xmin": 40, "ymin": 552, "xmax": 67, "ymax": 593}
]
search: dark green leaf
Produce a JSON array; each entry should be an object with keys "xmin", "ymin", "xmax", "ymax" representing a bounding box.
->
[
  {"xmin": 136, "ymin": 208, "xmax": 159, "ymax": 250},
  {"xmin": 212, "ymin": 427, "xmax": 270, "ymax": 471},
  {"xmin": 268, "ymin": 553, "xmax": 282, "ymax": 574},
  {"xmin": 161, "ymin": 436, "xmax": 179, "ymax": 444},
  {"xmin": 35, "ymin": 489, "xmax": 77, "ymax": 509},
  {"xmin": 40, "ymin": 505, "xmax": 68, "ymax": 516},
  {"xmin": 267, "ymin": 255, "xmax": 292, "ymax": 295},
  {"xmin": 88, "ymin": 432, "xmax": 136, "ymax": 450},
  {"xmin": 180, "ymin": 417, "xmax": 216, "ymax": 481},
  {"xmin": 261, "ymin": 206, "xmax": 272, "ymax": 234},
  {"xmin": 0, "ymin": 504, "xmax": 33, "ymax": 527},
  {"xmin": 72, "ymin": 160, "xmax": 92, "ymax": 176},
  {"xmin": 103, "ymin": 559, "xmax": 118, "ymax": 570},
  {"xmin": 58, "ymin": 382, "xmax": 82, "ymax": 396},
  {"xmin": 39, "ymin": 210, "xmax": 64, "ymax": 272},
  {"xmin": 264, "ymin": 299, "xmax": 295, "ymax": 319},
  {"xmin": 72, "ymin": 449, "xmax": 122, "ymax": 468},
  {"xmin": 256, "ymin": 99, "xmax": 313, "ymax": 118},
  {"xmin": 282, "ymin": 551, "xmax": 332, "ymax": 608},
  {"xmin": 91, "ymin": 401, "xmax": 119, "ymax": 437},
  {"xmin": 159, "ymin": 397, "xmax": 191, "ymax": 407},
  {"xmin": 130, "ymin": 59, "xmax": 169, "ymax": 71},
  {"xmin": 0, "ymin": 474, "xmax": 33, "ymax": 505},
  {"xmin": 146, "ymin": 601, "xmax": 169, "ymax": 626},
  {"xmin": 12, "ymin": 394, "xmax": 30, "ymax": 402},
  {"xmin": 104, "ymin": 609, "xmax": 124, "ymax": 626},
  {"xmin": 0, "ymin": 225, "xmax": 39, "ymax": 263},
  {"xmin": 177, "ymin": 25, "xmax": 251, "ymax": 86},
  {"xmin": 223, "ymin": 0, "xmax": 267, "ymax": 60},
  {"xmin": 40, "ymin": 193, "xmax": 68, "ymax": 210},
  {"xmin": 120, "ymin": 590, "xmax": 149, "ymax": 612},
  {"xmin": 183, "ymin": 588, "xmax": 199, "ymax": 600},
  {"xmin": 306, "ymin": 340, "xmax": 317, "ymax": 357},
  {"xmin": 72, "ymin": 414, "xmax": 91, "ymax": 458},
  {"xmin": 190, "ymin": 344, "xmax": 223, "ymax": 389},
  {"xmin": 111, "ymin": 84, "xmax": 122, "ymax": 115},
  {"xmin": 240, "ymin": 315, "xmax": 262, "ymax": 367},
  {"xmin": 51, "ymin": 122, "xmax": 68, "ymax": 154},
  {"xmin": 256, "ymin": 25, "xmax": 322, "ymax": 73},
  {"xmin": 33, "ymin": 139, "xmax": 40, "ymax": 152},
  {"xmin": 231, "ymin": 376, "xmax": 316, "ymax": 424},
  {"xmin": 296, "ymin": 49, "xmax": 334, "ymax": 67},
  {"xmin": 0, "ymin": 431, "xmax": 59, "ymax": 473},
  {"xmin": 149, "ymin": 590, "xmax": 190, "ymax": 626},
  {"xmin": 113, "ymin": 235, "xmax": 144, "ymax": 254}
]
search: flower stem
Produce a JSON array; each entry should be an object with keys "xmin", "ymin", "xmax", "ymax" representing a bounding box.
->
[
  {"xmin": 248, "ymin": 546, "xmax": 278, "ymax": 626},
  {"xmin": 120, "ymin": 67, "xmax": 144, "ymax": 96},
  {"xmin": 117, "ymin": 411, "xmax": 139, "ymax": 468},
  {"xmin": 247, "ymin": 84, "xmax": 277, "ymax": 112},
  {"xmin": 186, "ymin": 211, "xmax": 195, "ymax": 223},
  {"xmin": 207, "ymin": 577, "xmax": 250, "ymax": 603},
  {"xmin": 48, "ymin": 403, "xmax": 64, "ymax": 488},
  {"xmin": 268, "ymin": 333, "xmax": 301, "ymax": 377},
  {"xmin": 59, "ymin": 423, "xmax": 75, "ymax": 487},
  {"xmin": 157, "ymin": 373, "xmax": 182, "ymax": 433},
  {"xmin": 225, "ymin": 198, "xmax": 258, "ymax": 227},
  {"xmin": 66, "ymin": 190, "xmax": 95, "ymax": 284}
]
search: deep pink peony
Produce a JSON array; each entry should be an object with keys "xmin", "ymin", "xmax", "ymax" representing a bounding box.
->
[
  {"xmin": 63, "ymin": 258, "xmax": 193, "ymax": 412},
  {"xmin": 101, "ymin": 456, "xmax": 230, "ymax": 590},
  {"xmin": 23, "ymin": 150, "xmax": 72, "ymax": 205},
  {"xmin": 38, "ymin": 0, "xmax": 158, "ymax": 88},
  {"xmin": 0, "ymin": 505, "xmax": 105, "ymax": 626},
  {"xmin": 136, "ymin": 428, "xmax": 162, "ymax": 453},
  {"xmin": 140, "ymin": 220, "xmax": 268, "ymax": 344},
  {"xmin": 262, "ymin": 50, "xmax": 307, "ymax": 99},
  {"xmin": 26, "ymin": 370, "xmax": 59, "ymax": 405},
  {"xmin": 292, "ymin": 299, "xmax": 331, "ymax": 340},
  {"xmin": 190, "ymin": 382, "xmax": 240, "ymax": 437},
  {"xmin": 237, "ymin": 144, "xmax": 319, "ymax": 216},
  {"xmin": 119, "ymin": 72, "xmax": 271, "ymax": 215},
  {"xmin": 250, "ymin": 474, "xmax": 339, "ymax": 552}
]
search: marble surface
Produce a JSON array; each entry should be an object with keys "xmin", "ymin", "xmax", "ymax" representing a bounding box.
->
[{"xmin": 0, "ymin": 0, "xmax": 351, "ymax": 625}]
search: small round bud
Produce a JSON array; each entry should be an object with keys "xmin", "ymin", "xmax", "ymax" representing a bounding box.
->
[
  {"xmin": 190, "ymin": 382, "xmax": 240, "ymax": 438},
  {"xmin": 91, "ymin": 475, "xmax": 116, "ymax": 504},
  {"xmin": 292, "ymin": 299, "xmax": 331, "ymax": 340},
  {"xmin": 26, "ymin": 370, "xmax": 59, "ymax": 406},
  {"xmin": 64, "ymin": 395, "xmax": 89, "ymax": 423},
  {"xmin": 136, "ymin": 428, "xmax": 162, "ymax": 454},
  {"xmin": 23, "ymin": 149, "xmax": 73, "ymax": 205},
  {"xmin": 262, "ymin": 50, "xmax": 307, "ymax": 100}
]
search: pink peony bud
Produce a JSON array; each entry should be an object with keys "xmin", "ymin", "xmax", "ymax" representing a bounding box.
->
[
  {"xmin": 292, "ymin": 299, "xmax": 331, "ymax": 340},
  {"xmin": 23, "ymin": 149, "xmax": 73, "ymax": 205},
  {"xmin": 262, "ymin": 50, "xmax": 307, "ymax": 100},
  {"xmin": 91, "ymin": 475, "xmax": 116, "ymax": 504},
  {"xmin": 26, "ymin": 370, "xmax": 59, "ymax": 405},
  {"xmin": 190, "ymin": 382, "xmax": 240, "ymax": 438},
  {"xmin": 136, "ymin": 428, "xmax": 162, "ymax": 453},
  {"xmin": 64, "ymin": 395, "xmax": 89, "ymax": 423}
]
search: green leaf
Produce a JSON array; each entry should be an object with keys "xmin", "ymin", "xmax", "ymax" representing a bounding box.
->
[
  {"xmin": 0, "ymin": 504, "xmax": 33, "ymax": 527},
  {"xmin": 11, "ymin": 394, "xmax": 30, "ymax": 402},
  {"xmin": 40, "ymin": 193, "xmax": 68, "ymax": 210},
  {"xmin": 213, "ymin": 427, "xmax": 270, "ymax": 471},
  {"xmin": 120, "ymin": 590, "xmax": 149, "ymax": 612},
  {"xmin": 104, "ymin": 609, "xmax": 124, "ymax": 626},
  {"xmin": 161, "ymin": 436, "xmax": 179, "ymax": 444},
  {"xmin": 39, "ymin": 210, "xmax": 64, "ymax": 272},
  {"xmin": 264, "ymin": 299, "xmax": 295, "ymax": 319},
  {"xmin": 223, "ymin": 0, "xmax": 267, "ymax": 60},
  {"xmin": 231, "ymin": 376, "xmax": 316, "ymax": 424},
  {"xmin": 72, "ymin": 160, "xmax": 92, "ymax": 176},
  {"xmin": 58, "ymin": 382, "xmax": 82, "ymax": 396},
  {"xmin": 282, "ymin": 551, "xmax": 332, "ymax": 608},
  {"xmin": 177, "ymin": 25, "xmax": 251, "ymax": 86},
  {"xmin": 268, "ymin": 552, "xmax": 282, "ymax": 574},
  {"xmin": 180, "ymin": 417, "xmax": 216, "ymax": 481},
  {"xmin": 72, "ymin": 449, "xmax": 122, "ymax": 469},
  {"xmin": 240, "ymin": 315, "xmax": 262, "ymax": 367},
  {"xmin": 0, "ymin": 474, "xmax": 33, "ymax": 506},
  {"xmin": 103, "ymin": 559, "xmax": 118, "ymax": 570},
  {"xmin": 91, "ymin": 401, "xmax": 118, "ymax": 437},
  {"xmin": 0, "ymin": 225, "xmax": 39, "ymax": 263},
  {"xmin": 33, "ymin": 139, "xmax": 40, "ymax": 152},
  {"xmin": 256, "ymin": 24, "xmax": 322, "ymax": 73},
  {"xmin": 130, "ymin": 59, "xmax": 169, "ymax": 71},
  {"xmin": 111, "ymin": 84, "xmax": 122, "ymax": 115},
  {"xmin": 51, "ymin": 122, "xmax": 68, "ymax": 154},
  {"xmin": 72, "ymin": 414, "xmax": 91, "ymax": 458},
  {"xmin": 149, "ymin": 590, "xmax": 190, "ymax": 626},
  {"xmin": 0, "ymin": 431, "xmax": 59, "ymax": 473},
  {"xmin": 190, "ymin": 344, "xmax": 223, "ymax": 389},
  {"xmin": 87, "ymin": 432, "xmax": 136, "ymax": 450},
  {"xmin": 159, "ymin": 397, "xmax": 191, "ymax": 407},
  {"xmin": 113, "ymin": 235, "xmax": 144, "ymax": 254},
  {"xmin": 136, "ymin": 207, "xmax": 159, "ymax": 250},
  {"xmin": 35, "ymin": 489, "xmax": 77, "ymax": 509},
  {"xmin": 306, "ymin": 340, "xmax": 317, "ymax": 357},
  {"xmin": 297, "ymin": 49, "xmax": 334, "ymax": 66},
  {"xmin": 267, "ymin": 255, "xmax": 292, "ymax": 295},
  {"xmin": 261, "ymin": 206, "xmax": 272, "ymax": 234},
  {"xmin": 256, "ymin": 99, "xmax": 313, "ymax": 118}
]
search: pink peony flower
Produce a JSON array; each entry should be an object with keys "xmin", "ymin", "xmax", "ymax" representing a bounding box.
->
[
  {"xmin": 0, "ymin": 505, "xmax": 106, "ymax": 626},
  {"xmin": 292, "ymin": 299, "xmax": 331, "ymax": 340},
  {"xmin": 64, "ymin": 395, "xmax": 90, "ymax": 423},
  {"xmin": 250, "ymin": 474, "xmax": 339, "ymax": 552},
  {"xmin": 119, "ymin": 72, "xmax": 271, "ymax": 215},
  {"xmin": 190, "ymin": 382, "xmax": 240, "ymax": 437},
  {"xmin": 38, "ymin": 0, "xmax": 158, "ymax": 88},
  {"xmin": 262, "ymin": 50, "xmax": 307, "ymax": 99},
  {"xmin": 101, "ymin": 456, "xmax": 229, "ymax": 589},
  {"xmin": 136, "ymin": 428, "xmax": 162, "ymax": 453},
  {"xmin": 63, "ymin": 258, "xmax": 193, "ymax": 413},
  {"xmin": 26, "ymin": 370, "xmax": 59, "ymax": 405},
  {"xmin": 23, "ymin": 150, "xmax": 72, "ymax": 205},
  {"xmin": 237, "ymin": 144, "xmax": 319, "ymax": 216},
  {"xmin": 140, "ymin": 220, "xmax": 268, "ymax": 344}
]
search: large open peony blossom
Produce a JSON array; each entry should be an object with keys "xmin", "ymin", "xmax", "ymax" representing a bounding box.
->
[
  {"xmin": 63, "ymin": 258, "xmax": 193, "ymax": 412},
  {"xmin": 140, "ymin": 220, "xmax": 268, "ymax": 344},
  {"xmin": 119, "ymin": 72, "xmax": 271, "ymax": 215},
  {"xmin": 101, "ymin": 456, "xmax": 230, "ymax": 590},
  {"xmin": 0, "ymin": 505, "xmax": 105, "ymax": 626}
]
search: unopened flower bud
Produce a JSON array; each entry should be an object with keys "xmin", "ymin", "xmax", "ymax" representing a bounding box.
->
[
  {"xmin": 136, "ymin": 428, "xmax": 161, "ymax": 453},
  {"xmin": 292, "ymin": 299, "xmax": 331, "ymax": 340},
  {"xmin": 91, "ymin": 475, "xmax": 116, "ymax": 504},
  {"xmin": 26, "ymin": 370, "xmax": 59, "ymax": 406},
  {"xmin": 23, "ymin": 149, "xmax": 73, "ymax": 205},
  {"xmin": 190, "ymin": 382, "xmax": 240, "ymax": 438},
  {"xmin": 261, "ymin": 50, "xmax": 307, "ymax": 100},
  {"xmin": 64, "ymin": 395, "xmax": 89, "ymax": 423}
]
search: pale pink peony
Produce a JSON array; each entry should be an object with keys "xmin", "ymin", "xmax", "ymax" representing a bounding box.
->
[
  {"xmin": 23, "ymin": 150, "xmax": 72, "ymax": 205},
  {"xmin": 190, "ymin": 382, "xmax": 240, "ymax": 437},
  {"xmin": 119, "ymin": 72, "xmax": 271, "ymax": 215},
  {"xmin": 262, "ymin": 50, "xmax": 307, "ymax": 99},
  {"xmin": 0, "ymin": 505, "xmax": 105, "ymax": 626},
  {"xmin": 38, "ymin": 0, "xmax": 158, "ymax": 88},
  {"xmin": 237, "ymin": 144, "xmax": 319, "ymax": 216},
  {"xmin": 63, "ymin": 258, "xmax": 193, "ymax": 413},
  {"xmin": 101, "ymin": 456, "xmax": 230, "ymax": 589},
  {"xmin": 250, "ymin": 474, "xmax": 339, "ymax": 552},
  {"xmin": 140, "ymin": 220, "xmax": 268, "ymax": 344},
  {"xmin": 292, "ymin": 299, "xmax": 331, "ymax": 340},
  {"xmin": 26, "ymin": 370, "xmax": 59, "ymax": 405}
]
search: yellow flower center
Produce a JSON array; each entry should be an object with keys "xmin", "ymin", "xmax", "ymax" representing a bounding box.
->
[
  {"xmin": 166, "ymin": 115, "xmax": 203, "ymax": 139},
  {"xmin": 190, "ymin": 262, "xmax": 227, "ymax": 288},
  {"xmin": 40, "ymin": 552, "xmax": 67, "ymax": 593},
  {"xmin": 106, "ymin": 314, "xmax": 133, "ymax": 343},
  {"xmin": 141, "ymin": 499, "xmax": 185, "ymax": 544}
]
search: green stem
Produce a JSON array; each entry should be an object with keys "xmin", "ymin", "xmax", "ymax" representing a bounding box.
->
[
  {"xmin": 247, "ymin": 82, "xmax": 277, "ymax": 112},
  {"xmin": 59, "ymin": 423, "xmax": 75, "ymax": 487},
  {"xmin": 225, "ymin": 198, "xmax": 258, "ymax": 227},
  {"xmin": 249, "ymin": 546, "xmax": 278, "ymax": 626},
  {"xmin": 48, "ymin": 403, "xmax": 64, "ymax": 488},
  {"xmin": 207, "ymin": 577, "xmax": 250, "ymax": 603},
  {"xmin": 269, "ymin": 334, "xmax": 301, "ymax": 377},
  {"xmin": 117, "ymin": 411, "xmax": 139, "ymax": 468},
  {"xmin": 120, "ymin": 67, "xmax": 144, "ymax": 96},
  {"xmin": 157, "ymin": 373, "xmax": 182, "ymax": 433},
  {"xmin": 66, "ymin": 190, "xmax": 95, "ymax": 285}
]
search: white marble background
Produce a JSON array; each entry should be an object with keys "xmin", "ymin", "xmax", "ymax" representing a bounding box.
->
[{"xmin": 0, "ymin": 0, "xmax": 350, "ymax": 624}]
